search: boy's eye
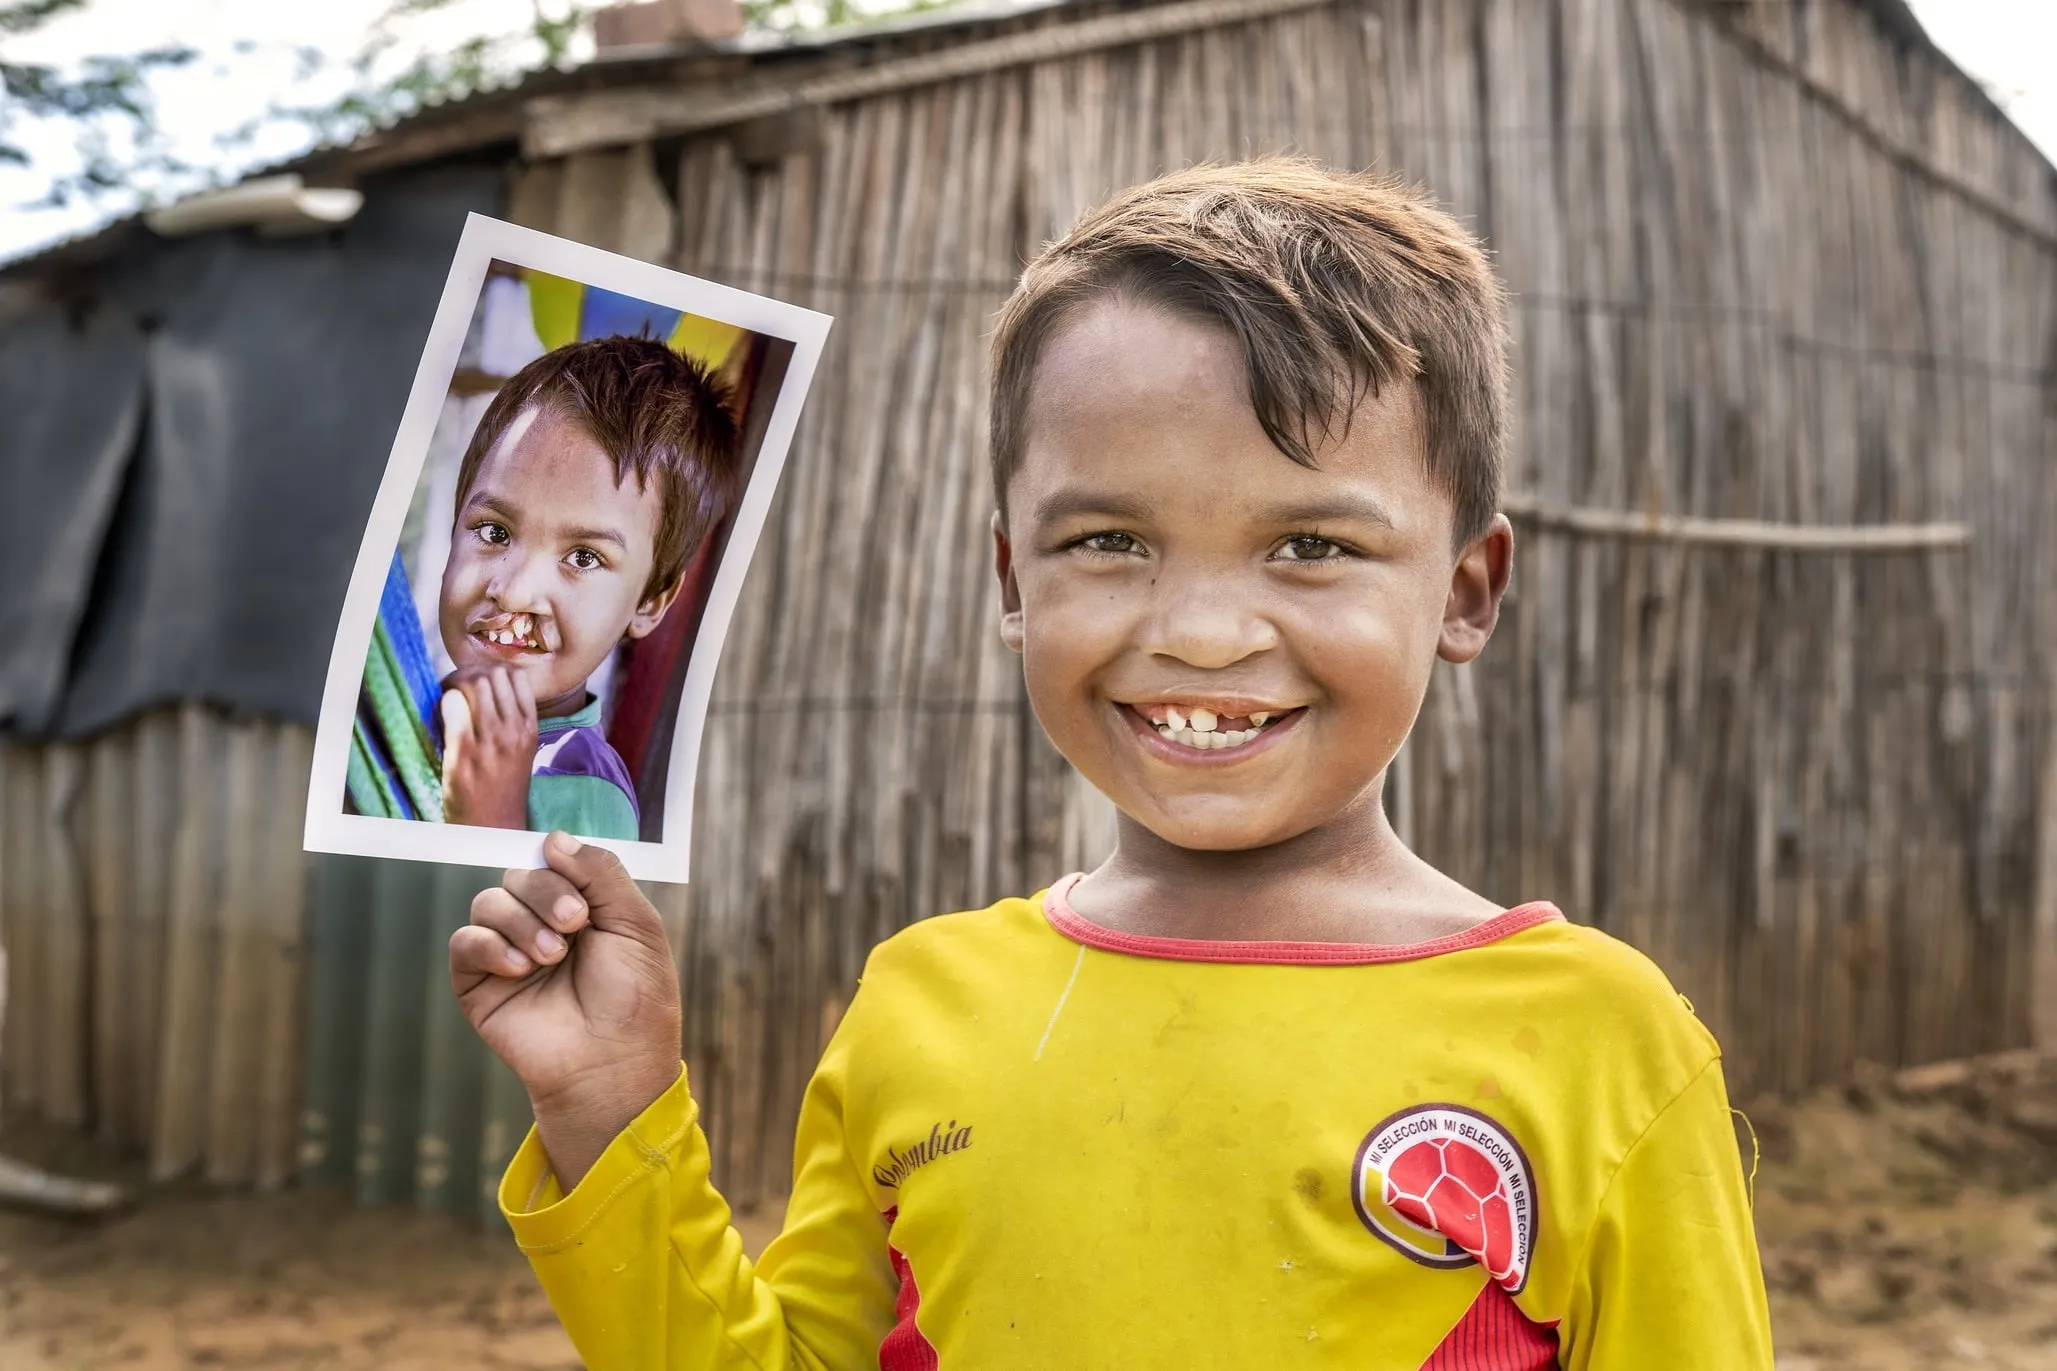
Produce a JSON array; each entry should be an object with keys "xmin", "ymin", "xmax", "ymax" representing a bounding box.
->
[
  {"xmin": 1076, "ymin": 531, "xmax": 1143, "ymax": 556},
  {"xmin": 1274, "ymin": 535, "xmax": 1349, "ymax": 562},
  {"xmin": 475, "ymin": 522, "xmax": 510, "ymax": 546},
  {"xmin": 566, "ymin": 547, "xmax": 604, "ymax": 572}
]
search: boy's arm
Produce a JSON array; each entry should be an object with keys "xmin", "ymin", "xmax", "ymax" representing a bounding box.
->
[
  {"xmin": 1559, "ymin": 1058, "xmax": 1775, "ymax": 1371},
  {"xmin": 453, "ymin": 838, "xmax": 895, "ymax": 1371},
  {"xmin": 502, "ymin": 1040, "xmax": 896, "ymax": 1371}
]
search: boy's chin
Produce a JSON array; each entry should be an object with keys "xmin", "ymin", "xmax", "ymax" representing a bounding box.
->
[{"xmin": 1129, "ymin": 802, "xmax": 1311, "ymax": 854}]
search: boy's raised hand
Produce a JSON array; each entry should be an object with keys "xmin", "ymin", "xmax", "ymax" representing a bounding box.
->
[
  {"xmin": 441, "ymin": 663, "xmax": 540, "ymax": 829},
  {"xmin": 450, "ymin": 832, "xmax": 683, "ymax": 1187}
]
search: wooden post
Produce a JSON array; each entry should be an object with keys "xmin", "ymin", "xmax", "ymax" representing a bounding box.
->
[
  {"xmin": 151, "ymin": 704, "xmax": 224, "ymax": 1180},
  {"xmin": 38, "ymin": 743, "xmax": 89, "ymax": 1127},
  {"xmin": 2033, "ymin": 683, "xmax": 2057, "ymax": 1053}
]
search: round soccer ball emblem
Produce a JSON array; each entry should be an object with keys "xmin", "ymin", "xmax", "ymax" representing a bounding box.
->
[{"xmin": 1352, "ymin": 1104, "xmax": 1538, "ymax": 1293}]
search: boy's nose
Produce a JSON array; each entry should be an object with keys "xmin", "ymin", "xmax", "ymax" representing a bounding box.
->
[
  {"xmin": 1136, "ymin": 575, "xmax": 1278, "ymax": 670},
  {"xmin": 487, "ymin": 551, "xmax": 553, "ymax": 612}
]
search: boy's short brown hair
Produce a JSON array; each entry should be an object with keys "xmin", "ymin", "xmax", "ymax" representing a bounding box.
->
[
  {"xmin": 990, "ymin": 158, "xmax": 1509, "ymax": 544},
  {"xmin": 457, "ymin": 334, "xmax": 744, "ymax": 600}
]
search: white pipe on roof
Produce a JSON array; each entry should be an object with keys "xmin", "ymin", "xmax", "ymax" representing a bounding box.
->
[{"xmin": 144, "ymin": 174, "xmax": 364, "ymax": 239}]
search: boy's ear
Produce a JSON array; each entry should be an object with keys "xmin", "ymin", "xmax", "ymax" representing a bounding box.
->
[
  {"xmin": 1438, "ymin": 514, "xmax": 1513, "ymax": 665},
  {"xmin": 624, "ymin": 577, "xmax": 685, "ymax": 641},
  {"xmin": 993, "ymin": 512, "xmax": 1025, "ymax": 655}
]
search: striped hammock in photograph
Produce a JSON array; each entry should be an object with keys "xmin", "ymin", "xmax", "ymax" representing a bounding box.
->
[{"xmin": 346, "ymin": 552, "xmax": 445, "ymax": 822}]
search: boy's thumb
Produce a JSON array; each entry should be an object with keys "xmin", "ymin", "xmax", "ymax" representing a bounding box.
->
[
  {"xmin": 543, "ymin": 833, "xmax": 653, "ymax": 926},
  {"xmin": 440, "ymin": 691, "xmax": 471, "ymax": 778}
]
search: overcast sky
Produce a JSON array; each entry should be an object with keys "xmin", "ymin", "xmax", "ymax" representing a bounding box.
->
[
  {"xmin": 0, "ymin": 0, "xmax": 2050, "ymax": 263},
  {"xmin": 1907, "ymin": 0, "xmax": 2057, "ymax": 157}
]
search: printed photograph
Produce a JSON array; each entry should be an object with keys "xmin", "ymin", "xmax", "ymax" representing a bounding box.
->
[{"xmin": 306, "ymin": 216, "xmax": 830, "ymax": 880}]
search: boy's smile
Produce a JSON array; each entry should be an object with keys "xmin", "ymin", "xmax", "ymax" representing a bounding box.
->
[
  {"xmin": 440, "ymin": 404, "xmax": 677, "ymax": 719},
  {"xmin": 470, "ymin": 609, "xmax": 548, "ymax": 655},
  {"xmin": 995, "ymin": 299, "xmax": 1510, "ymax": 858},
  {"xmin": 1124, "ymin": 699, "xmax": 1303, "ymax": 761}
]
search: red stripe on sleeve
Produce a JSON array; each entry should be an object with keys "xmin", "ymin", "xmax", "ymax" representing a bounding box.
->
[
  {"xmin": 878, "ymin": 1208, "xmax": 940, "ymax": 1371},
  {"xmin": 1420, "ymin": 1281, "xmax": 1560, "ymax": 1370}
]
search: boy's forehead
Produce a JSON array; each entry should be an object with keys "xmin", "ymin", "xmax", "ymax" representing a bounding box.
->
[
  {"xmin": 463, "ymin": 403, "xmax": 664, "ymax": 543},
  {"xmin": 489, "ymin": 403, "xmax": 548, "ymax": 462},
  {"xmin": 1012, "ymin": 299, "xmax": 1429, "ymax": 512},
  {"xmin": 479, "ymin": 404, "xmax": 590, "ymax": 479},
  {"xmin": 1024, "ymin": 298, "xmax": 1242, "ymax": 429},
  {"xmin": 472, "ymin": 403, "xmax": 639, "ymax": 495}
]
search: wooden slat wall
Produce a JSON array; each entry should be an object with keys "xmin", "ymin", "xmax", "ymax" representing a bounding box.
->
[{"xmin": 0, "ymin": 0, "xmax": 2052, "ymax": 1213}]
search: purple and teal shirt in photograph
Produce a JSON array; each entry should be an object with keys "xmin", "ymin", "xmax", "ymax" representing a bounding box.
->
[{"xmin": 526, "ymin": 697, "xmax": 641, "ymax": 841}]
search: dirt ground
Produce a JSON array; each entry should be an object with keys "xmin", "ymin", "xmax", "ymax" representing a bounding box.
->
[
  {"xmin": 5, "ymin": 1055, "xmax": 2057, "ymax": 1369},
  {"xmin": 1748, "ymin": 1050, "xmax": 2057, "ymax": 1370}
]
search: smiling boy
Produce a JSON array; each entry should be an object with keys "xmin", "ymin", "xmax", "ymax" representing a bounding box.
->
[
  {"xmin": 450, "ymin": 162, "xmax": 1774, "ymax": 1367},
  {"xmin": 436, "ymin": 334, "xmax": 741, "ymax": 839}
]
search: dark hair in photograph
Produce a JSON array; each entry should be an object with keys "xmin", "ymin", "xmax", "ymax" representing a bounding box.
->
[
  {"xmin": 456, "ymin": 333, "xmax": 745, "ymax": 599},
  {"xmin": 990, "ymin": 157, "xmax": 1510, "ymax": 545}
]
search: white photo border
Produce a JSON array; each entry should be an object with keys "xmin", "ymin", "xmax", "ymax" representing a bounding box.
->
[{"xmin": 303, "ymin": 213, "xmax": 833, "ymax": 883}]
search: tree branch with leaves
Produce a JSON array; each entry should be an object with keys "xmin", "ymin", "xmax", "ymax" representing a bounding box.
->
[{"xmin": 0, "ymin": 0, "xmax": 195, "ymax": 206}]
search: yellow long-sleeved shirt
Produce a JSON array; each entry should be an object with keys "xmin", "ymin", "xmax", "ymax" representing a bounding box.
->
[{"xmin": 502, "ymin": 878, "xmax": 1773, "ymax": 1369}]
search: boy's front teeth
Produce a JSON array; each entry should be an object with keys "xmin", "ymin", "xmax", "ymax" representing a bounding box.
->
[
  {"xmin": 1156, "ymin": 723, "xmax": 1263, "ymax": 750},
  {"xmin": 483, "ymin": 615, "xmax": 543, "ymax": 648},
  {"xmin": 1144, "ymin": 702, "xmax": 1287, "ymax": 749}
]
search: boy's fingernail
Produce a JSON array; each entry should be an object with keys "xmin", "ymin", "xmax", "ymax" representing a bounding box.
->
[
  {"xmin": 535, "ymin": 929, "xmax": 565, "ymax": 957},
  {"xmin": 505, "ymin": 947, "xmax": 533, "ymax": 974},
  {"xmin": 550, "ymin": 831, "xmax": 582, "ymax": 856},
  {"xmin": 552, "ymin": 895, "xmax": 583, "ymax": 928}
]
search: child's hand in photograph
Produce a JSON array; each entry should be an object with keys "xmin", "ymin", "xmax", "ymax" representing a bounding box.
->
[
  {"xmin": 450, "ymin": 833, "xmax": 684, "ymax": 1187},
  {"xmin": 440, "ymin": 662, "xmax": 542, "ymax": 828}
]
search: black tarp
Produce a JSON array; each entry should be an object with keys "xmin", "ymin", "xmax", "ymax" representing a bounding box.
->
[
  {"xmin": 0, "ymin": 162, "xmax": 504, "ymax": 738},
  {"xmin": 0, "ymin": 297, "xmax": 146, "ymax": 735}
]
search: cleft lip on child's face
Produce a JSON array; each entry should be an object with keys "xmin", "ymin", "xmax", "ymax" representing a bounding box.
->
[{"xmin": 466, "ymin": 609, "xmax": 554, "ymax": 658}]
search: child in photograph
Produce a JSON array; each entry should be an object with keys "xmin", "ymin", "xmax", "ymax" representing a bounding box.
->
[
  {"xmin": 436, "ymin": 334, "xmax": 741, "ymax": 840},
  {"xmin": 449, "ymin": 160, "xmax": 1773, "ymax": 1367}
]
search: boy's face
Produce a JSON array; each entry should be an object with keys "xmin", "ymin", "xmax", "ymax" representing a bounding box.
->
[
  {"xmin": 440, "ymin": 404, "xmax": 677, "ymax": 718},
  {"xmin": 995, "ymin": 300, "xmax": 1510, "ymax": 853}
]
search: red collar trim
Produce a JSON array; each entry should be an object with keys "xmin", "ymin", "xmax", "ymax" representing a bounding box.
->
[{"xmin": 1042, "ymin": 873, "xmax": 1565, "ymax": 966}]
